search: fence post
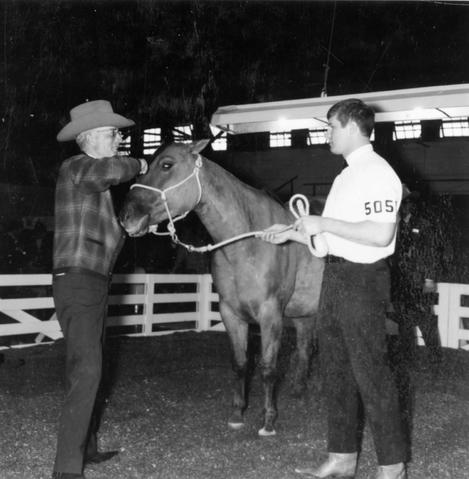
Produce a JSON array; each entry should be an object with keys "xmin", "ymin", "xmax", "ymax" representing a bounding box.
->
[
  {"xmin": 197, "ymin": 274, "xmax": 212, "ymax": 332},
  {"xmin": 446, "ymin": 284, "xmax": 463, "ymax": 349},
  {"xmin": 142, "ymin": 274, "xmax": 154, "ymax": 336},
  {"xmin": 435, "ymin": 282, "xmax": 451, "ymax": 348}
]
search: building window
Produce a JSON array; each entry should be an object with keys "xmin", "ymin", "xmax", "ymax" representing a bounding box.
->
[
  {"xmin": 270, "ymin": 131, "xmax": 291, "ymax": 148},
  {"xmin": 172, "ymin": 125, "xmax": 193, "ymax": 143},
  {"xmin": 393, "ymin": 120, "xmax": 421, "ymax": 140},
  {"xmin": 143, "ymin": 128, "xmax": 162, "ymax": 155},
  {"xmin": 211, "ymin": 131, "xmax": 227, "ymax": 151},
  {"xmin": 440, "ymin": 117, "xmax": 469, "ymax": 137},
  {"xmin": 308, "ymin": 129, "xmax": 328, "ymax": 145}
]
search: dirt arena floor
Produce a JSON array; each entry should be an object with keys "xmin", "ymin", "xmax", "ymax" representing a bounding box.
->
[{"xmin": 0, "ymin": 331, "xmax": 468, "ymax": 479}]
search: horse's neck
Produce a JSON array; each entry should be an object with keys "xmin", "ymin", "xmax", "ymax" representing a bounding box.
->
[{"xmin": 195, "ymin": 159, "xmax": 256, "ymax": 241}]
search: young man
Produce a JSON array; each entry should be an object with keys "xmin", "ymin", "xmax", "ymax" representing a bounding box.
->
[
  {"xmin": 52, "ymin": 100, "xmax": 147, "ymax": 479},
  {"xmin": 260, "ymin": 99, "xmax": 406, "ymax": 479}
]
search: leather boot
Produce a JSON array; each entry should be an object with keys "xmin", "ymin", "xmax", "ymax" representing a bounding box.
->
[
  {"xmin": 295, "ymin": 452, "xmax": 358, "ymax": 478},
  {"xmin": 375, "ymin": 462, "xmax": 406, "ymax": 479}
]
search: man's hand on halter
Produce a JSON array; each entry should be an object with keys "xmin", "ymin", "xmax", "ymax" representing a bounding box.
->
[{"xmin": 138, "ymin": 158, "xmax": 149, "ymax": 175}]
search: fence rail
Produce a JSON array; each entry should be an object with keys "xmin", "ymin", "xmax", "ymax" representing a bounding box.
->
[{"xmin": 0, "ymin": 275, "xmax": 468, "ymax": 351}]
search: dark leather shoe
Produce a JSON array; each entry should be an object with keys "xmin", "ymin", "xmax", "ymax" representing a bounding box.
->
[
  {"xmin": 52, "ymin": 472, "xmax": 85, "ymax": 479},
  {"xmin": 84, "ymin": 450, "xmax": 119, "ymax": 464}
]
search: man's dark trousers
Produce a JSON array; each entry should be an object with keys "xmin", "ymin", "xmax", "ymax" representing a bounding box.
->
[
  {"xmin": 52, "ymin": 272, "xmax": 109, "ymax": 474},
  {"xmin": 317, "ymin": 259, "xmax": 406, "ymax": 465}
]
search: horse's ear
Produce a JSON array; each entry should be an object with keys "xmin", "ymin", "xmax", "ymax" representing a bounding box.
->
[{"xmin": 190, "ymin": 139, "xmax": 210, "ymax": 154}]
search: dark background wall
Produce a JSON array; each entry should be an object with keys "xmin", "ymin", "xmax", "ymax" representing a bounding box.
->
[{"xmin": 2, "ymin": 0, "xmax": 469, "ymax": 274}]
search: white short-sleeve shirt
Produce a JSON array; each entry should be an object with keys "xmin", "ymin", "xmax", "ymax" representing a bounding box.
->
[{"xmin": 322, "ymin": 144, "xmax": 402, "ymax": 263}]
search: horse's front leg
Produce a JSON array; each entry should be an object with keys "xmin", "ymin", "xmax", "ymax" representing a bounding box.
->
[
  {"xmin": 219, "ymin": 301, "xmax": 249, "ymax": 430},
  {"xmin": 258, "ymin": 300, "xmax": 283, "ymax": 436}
]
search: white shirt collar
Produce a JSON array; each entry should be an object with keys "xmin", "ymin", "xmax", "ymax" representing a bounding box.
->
[{"xmin": 345, "ymin": 143, "xmax": 373, "ymax": 166}]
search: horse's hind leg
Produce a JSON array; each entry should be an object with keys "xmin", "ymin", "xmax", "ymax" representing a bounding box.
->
[
  {"xmin": 290, "ymin": 316, "xmax": 316, "ymax": 397},
  {"xmin": 220, "ymin": 302, "xmax": 249, "ymax": 430}
]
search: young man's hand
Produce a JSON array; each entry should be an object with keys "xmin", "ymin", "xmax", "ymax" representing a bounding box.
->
[
  {"xmin": 294, "ymin": 215, "xmax": 323, "ymax": 236},
  {"xmin": 257, "ymin": 224, "xmax": 293, "ymax": 244}
]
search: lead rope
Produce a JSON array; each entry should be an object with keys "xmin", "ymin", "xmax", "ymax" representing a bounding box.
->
[
  {"xmin": 288, "ymin": 195, "xmax": 328, "ymax": 258},
  {"xmin": 170, "ymin": 193, "xmax": 326, "ymax": 257},
  {"xmin": 131, "ymin": 158, "xmax": 327, "ymax": 257}
]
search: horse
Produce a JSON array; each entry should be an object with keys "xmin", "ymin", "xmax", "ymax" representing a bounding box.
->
[{"xmin": 119, "ymin": 140, "xmax": 324, "ymax": 436}]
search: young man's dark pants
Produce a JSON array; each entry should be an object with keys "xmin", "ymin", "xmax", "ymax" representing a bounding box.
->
[
  {"xmin": 52, "ymin": 272, "xmax": 109, "ymax": 474},
  {"xmin": 317, "ymin": 259, "xmax": 406, "ymax": 465}
]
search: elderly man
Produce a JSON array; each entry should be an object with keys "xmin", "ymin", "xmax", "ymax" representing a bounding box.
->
[
  {"xmin": 52, "ymin": 100, "xmax": 147, "ymax": 479},
  {"xmin": 261, "ymin": 99, "xmax": 406, "ymax": 479}
]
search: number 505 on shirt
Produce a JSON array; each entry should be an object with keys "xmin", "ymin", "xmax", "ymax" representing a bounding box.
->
[{"xmin": 364, "ymin": 200, "xmax": 397, "ymax": 215}]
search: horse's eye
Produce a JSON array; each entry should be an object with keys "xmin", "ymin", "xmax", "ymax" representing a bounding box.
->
[{"xmin": 161, "ymin": 162, "xmax": 172, "ymax": 171}]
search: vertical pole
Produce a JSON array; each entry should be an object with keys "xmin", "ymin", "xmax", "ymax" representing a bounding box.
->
[
  {"xmin": 142, "ymin": 274, "xmax": 154, "ymax": 336},
  {"xmin": 446, "ymin": 284, "xmax": 463, "ymax": 349},
  {"xmin": 435, "ymin": 282, "xmax": 450, "ymax": 348},
  {"xmin": 197, "ymin": 274, "xmax": 211, "ymax": 332}
]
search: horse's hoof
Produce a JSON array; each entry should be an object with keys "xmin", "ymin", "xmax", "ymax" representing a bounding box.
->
[
  {"xmin": 258, "ymin": 427, "xmax": 276, "ymax": 436},
  {"xmin": 228, "ymin": 421, "xmax": 245, "ymax": 430}
]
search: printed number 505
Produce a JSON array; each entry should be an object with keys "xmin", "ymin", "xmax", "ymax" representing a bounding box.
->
[{"xmin": 364, "ymin": 200, "xmax": 396, "ymax": 215}]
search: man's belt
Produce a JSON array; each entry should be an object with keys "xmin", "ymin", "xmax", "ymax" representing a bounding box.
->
[
  {"xmin": 325, "ymin": 255, "xmax": 347, "ymax": 264},
  {"xmin": 325, "ymin": 256, "xmax": 389, "ymax": 266}
]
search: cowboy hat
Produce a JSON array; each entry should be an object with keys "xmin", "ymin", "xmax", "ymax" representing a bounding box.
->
[{"xmin": 57, "ymin": 100, "xmax": 135, "ymax": 142}]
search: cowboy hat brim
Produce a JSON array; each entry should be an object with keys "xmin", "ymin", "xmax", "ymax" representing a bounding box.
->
[{"xmin": 57, "ymin": 112, "xmax": 135, "ymax": 142}]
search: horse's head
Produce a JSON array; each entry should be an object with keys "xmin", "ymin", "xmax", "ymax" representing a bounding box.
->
[{"xmin": 120, "ymin": 139, "xmax": 210, "ymax": 237}]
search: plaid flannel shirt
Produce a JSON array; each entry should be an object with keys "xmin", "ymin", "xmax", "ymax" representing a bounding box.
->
[{"xmin": 53, "ymin": 153, "xmax": 141, "ymax": 277}]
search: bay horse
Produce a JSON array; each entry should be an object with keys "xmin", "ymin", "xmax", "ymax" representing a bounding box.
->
[{"xmin": 119, "ymin": 140, "xmax": 324, "ymax": 436}]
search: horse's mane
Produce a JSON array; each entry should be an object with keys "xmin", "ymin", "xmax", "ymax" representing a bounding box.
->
[
  {"xmin": 150, "ymin": 142, "xmax": 322, "ymax": 213},
  {"xmin": 261, "ymin": 188, "xmax": 285, "ymax": 207}
]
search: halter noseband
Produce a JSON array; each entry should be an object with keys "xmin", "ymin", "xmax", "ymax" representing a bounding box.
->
[{"xmin": 130, "ymin": 154, "xmax": 203, "ymax": 238}]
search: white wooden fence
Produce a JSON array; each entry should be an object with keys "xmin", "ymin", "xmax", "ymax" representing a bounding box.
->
[
  {"xmin": 0, "ymin": 274, "xmax": 222, "ymax": 350},
  {"xmin": 429, "ymin": 282, "xmax": 469, "ymax": 350},
  {"xmin": 0, "ymin": 275, "xmax": 468, "ymax": 351}
]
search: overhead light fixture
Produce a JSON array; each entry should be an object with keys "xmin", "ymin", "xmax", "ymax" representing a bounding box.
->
[{"xmin": 211, "ymin": 84, "xmax": 469, "ymax": 135}]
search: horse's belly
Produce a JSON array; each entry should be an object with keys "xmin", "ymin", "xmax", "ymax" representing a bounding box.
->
[
  {"xmin": 284, "ymin": 256, "xmax": 324, "ymax": 317},
  {"xmin": 212, "ymin": 246, "xmax": 324, "ymax": 321}
]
